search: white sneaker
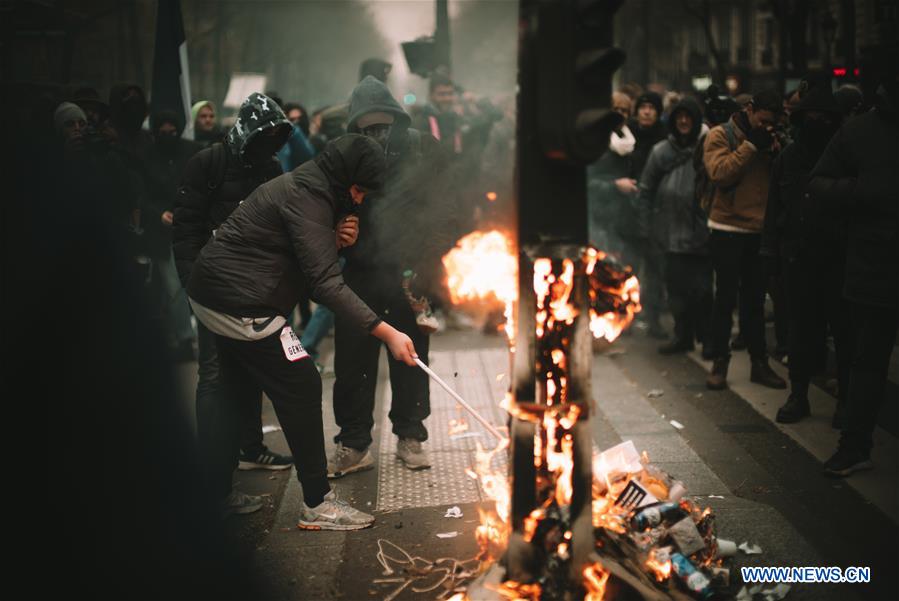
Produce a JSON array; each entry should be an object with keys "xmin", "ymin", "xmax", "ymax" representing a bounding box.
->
[{"xmin": 297, "ymin": 490, "xmax": 374, "ymax": 531}]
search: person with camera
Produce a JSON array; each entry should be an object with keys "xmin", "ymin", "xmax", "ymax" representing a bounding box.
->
[{"xmin": 703, "ymin": 89, "xmax": 787, "ymax": 391}]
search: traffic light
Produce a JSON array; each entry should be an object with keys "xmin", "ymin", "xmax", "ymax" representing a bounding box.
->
[{"xmin": 532, "ymin": 0, "xmax": 626, "ymax": 164}]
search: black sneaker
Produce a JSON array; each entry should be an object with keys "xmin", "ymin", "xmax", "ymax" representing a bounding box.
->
[
  {"xmin": 823, "ymin": 447, "xmax": 872, "ymax": 478},
  {"xmin": 239, "ymin": 447, "xmax": 293, "ymax": 471},
  {"xmin": 775, "ymin": 394, "xmax": 810, "ymax": 423}
]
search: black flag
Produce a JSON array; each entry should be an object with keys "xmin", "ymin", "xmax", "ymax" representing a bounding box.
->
[{"xmin": 150, "ymin": 0, "xmax": 193, "ymax": 138}]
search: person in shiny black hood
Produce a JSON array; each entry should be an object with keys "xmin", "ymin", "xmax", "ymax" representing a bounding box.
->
[{"xmin": 173, "ymin": 92, "xmax": 295, "ymax": 498}]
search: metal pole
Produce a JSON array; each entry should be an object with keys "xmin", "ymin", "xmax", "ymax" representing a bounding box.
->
[{"xmin": 414, "ymin": 358, "xmax": 506, "ymax": 442}]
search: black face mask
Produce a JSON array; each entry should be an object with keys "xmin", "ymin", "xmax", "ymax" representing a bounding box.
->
[
  {"xmin": 361, "ymin": 123, "xmax": 392, "ymax": 149},
  {"xmin": 155, "ymin": 131, "xmax": 178, "ymax": 152},
  {"xmin": 243, "ymin": 134, "xmax": 283, "ymax": 165}
]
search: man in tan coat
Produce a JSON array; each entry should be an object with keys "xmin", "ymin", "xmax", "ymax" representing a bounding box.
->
[{"xmin": 703, "ymin": 89, "xmax": 787, "ymax": 390}]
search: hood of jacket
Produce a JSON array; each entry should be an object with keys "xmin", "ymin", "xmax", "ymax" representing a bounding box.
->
[
  {"xmin": 667, "ymin": 97, "xmax": 704, "ymax": 148},
  {"xmin": 226, "ymin": 92, "xmax": 291, "ymax": 162},
  {"xmin": 294, "ymin": 134, "xmax": 387, "ymax": 213},
  {"xmin": 346, "ymin": 76, "xmax": 412, "ymax": 134}
]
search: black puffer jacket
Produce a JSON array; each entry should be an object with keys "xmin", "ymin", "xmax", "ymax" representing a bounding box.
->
[
  {"xmin": 808, "ymin": 85, "xmax": 899, "ymax": 308},
  {"xmin": 187, "ymin": 135, "xmax": 387, "ymax": 332},
  {"xmin": 173, "ymin": 93, "xmax": 289, "ymax": 286}
]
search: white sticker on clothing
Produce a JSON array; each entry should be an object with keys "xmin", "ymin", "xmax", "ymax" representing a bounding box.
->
[{"xmin": 279, "ymin": 326, "xmax": 309, "ymax": 362}]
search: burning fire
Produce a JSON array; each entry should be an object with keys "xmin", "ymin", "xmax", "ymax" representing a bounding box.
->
[
  {"xmin": 584, "ymin": 563, "xmax": 611, "ymax": 600},
  {"xmin": 442, "ymin": 230, "xmax": 517, "ymax": 342},
  {"xmin": 442, "ymin": 232, "xmax": 640, "ymax": 345}
]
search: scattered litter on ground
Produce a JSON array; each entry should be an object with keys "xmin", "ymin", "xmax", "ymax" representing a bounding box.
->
[
  {"xmin": 261, "ymin": 425, "xmax": 282, "ymax": 434},
  {"xmin": 374, "ymin": 539, "xmax": 480, "ymax": 601},
  {"xmin": 715, "ymin": 538, "xmax": 737, "ymax": 558},
  {"xmin": 437, "ymin": 531, "xmax": 459, "ymax": 539},
  {"xmin": 738, "ymin": 542, "xmax": 763, "ymax": 555},
  {"xmin": 708, "ymin": 495, "xmax": 725, "ymax": 499},
  {"xmin": 695, "ymin": 393, "xmax": 704, "ymax": 399},
  {"xmin": 736, "ymin": 584, "xmax": 764, "ymax": 601},
  {"xmin": 444, "ymin": 506, "xmax": 463, "ymax": 519},
  {"xmin": 670, "ymin": 420, "xmax": 685, "ymax": 430},
  {"xmin": 647, "ymin": 388, "xmax": 665, "ymax": 398}
]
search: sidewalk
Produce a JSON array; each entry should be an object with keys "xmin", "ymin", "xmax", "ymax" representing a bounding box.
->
[{"xmin": 240, "ymin": 328, "xmax": 896, "ymax": 600}]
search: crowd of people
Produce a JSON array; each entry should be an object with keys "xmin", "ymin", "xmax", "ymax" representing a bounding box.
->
[
  {"xmin": 42, "ymin": 58, "xmax": 506, "ymax": 533},
  {"xmin": 589, "ymin": 63, "xmax": 897, "ymax": 480},
  {"xmin": 35, "ymin": 52, "xmax": 896, "ymax": 541}
]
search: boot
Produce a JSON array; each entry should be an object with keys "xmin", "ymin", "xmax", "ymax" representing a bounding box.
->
[
  {"xmin": 750, "ymin": 358, "xmax": 787, "ymax": 389},
  {"xmin": 775, "ymin": 394, "xmax": 810, "ymax": 423},
  {"xmin": 706, "ymin": 357, "xmax": 729, "ymax": 390}
]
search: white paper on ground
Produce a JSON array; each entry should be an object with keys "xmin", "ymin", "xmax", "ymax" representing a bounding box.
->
[
  {"xmin": 262, "ymin": 425, "xmax": 282, "ymax": 434},
  {"xmin": 436, "ymin": 531, "xmax": 459, "ymax": 538},
  {"xmin": 738, "ymin": 541, "xmax": 763, "ymax": 555},
  {"xmin": 647, "ymin": 389, "xmax": 665, "ymax": 398},
  {"xmin": 444, "ymin": 506, "xmax": 463, "ymax": 519},
  {"xmin": 670, "ymin": 420, "xmax": 685, "ymax": 430},
  {"xmin": 762, "ymin": 583, "xmax": 791, "ymax": 600},
  {"xmin": 594, "ymin": 440, "xmax": 643, "ymax": 482}
]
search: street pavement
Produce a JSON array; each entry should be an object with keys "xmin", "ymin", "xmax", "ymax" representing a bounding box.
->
[{"xmin": 178, "ymin": 320, "xmax": 898, "ymax": 601}]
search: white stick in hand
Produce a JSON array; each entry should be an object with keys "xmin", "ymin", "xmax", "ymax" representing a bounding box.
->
[{"xmin": 414, "ymin": 358, "xmax": 507, "ymax": 442}]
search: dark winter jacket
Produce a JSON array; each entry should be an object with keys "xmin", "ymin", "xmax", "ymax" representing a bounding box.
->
[
  {"xmin": 143, "ymin": 135, "xmax": 202, "ymax": 259},
  {"xmin": 628, "ymin": 117, "xmax": 668, "ymax": 181},
  {"xmin": 636, "ymin": 98, "xmax": 709, "ymax": 254},
  {"xmin": 173, "ymin": 93, "xmax": 289, "ymax": 286},
  {"xmin": 187, "ymin": 135, "xmax": 387, "ymax": 332},
  {"xmin": 343, "ymin": 76, "xmax": 453, "ymax": 304},
  {"xmin": 808, "ymin": 86, "xmax": 899, "ymax": 308},
  {"xmin": 761, "ymin": 97, "xmax": 844, "ymax": 268},
  {"xmin": 587, "ymin": 127, "xmax": 638, "ymax": 243}
]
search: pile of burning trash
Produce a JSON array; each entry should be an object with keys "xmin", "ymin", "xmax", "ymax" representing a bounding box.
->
[{"xmin": 461, "ymin": 440, "xmax": 744, "ymax": 601}]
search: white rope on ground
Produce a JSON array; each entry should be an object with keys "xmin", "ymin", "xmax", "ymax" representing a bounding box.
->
[{"xmin": 375, "ymin": 538, "xmax": 482, "ymax": 600}]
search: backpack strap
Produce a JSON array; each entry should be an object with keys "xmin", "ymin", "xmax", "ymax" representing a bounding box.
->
[{"xmin": 722, "ymin": 121, "xmax": 737, "ymax": 151}]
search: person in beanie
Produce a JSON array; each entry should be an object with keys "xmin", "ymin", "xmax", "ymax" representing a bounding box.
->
[
  {"xmin": 636, "ymin": 97, "xmax": 712, "ymax": 355},
  {"xmin": 629, "ymin": 91, "xmax": 668, "ymax": 339},
  {"xmin": 703, "ymin": 89, "xmax": 787, "ymax": 391},
  {"xmin": 811, "ymin": 60, "xmax": 899, "ymax": 477},
  {"xmin": 762, "ymin": 85, "xmax": 847, "ymax": 425},
  {"xmin": 187, "ymin": 134, "xmax": 417, "ymax": 529}
]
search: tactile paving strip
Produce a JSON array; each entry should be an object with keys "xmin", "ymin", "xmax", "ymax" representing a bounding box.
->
[{"xmin": 377, "ymin": 349, "xmax": 511, "ymax": 511}]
